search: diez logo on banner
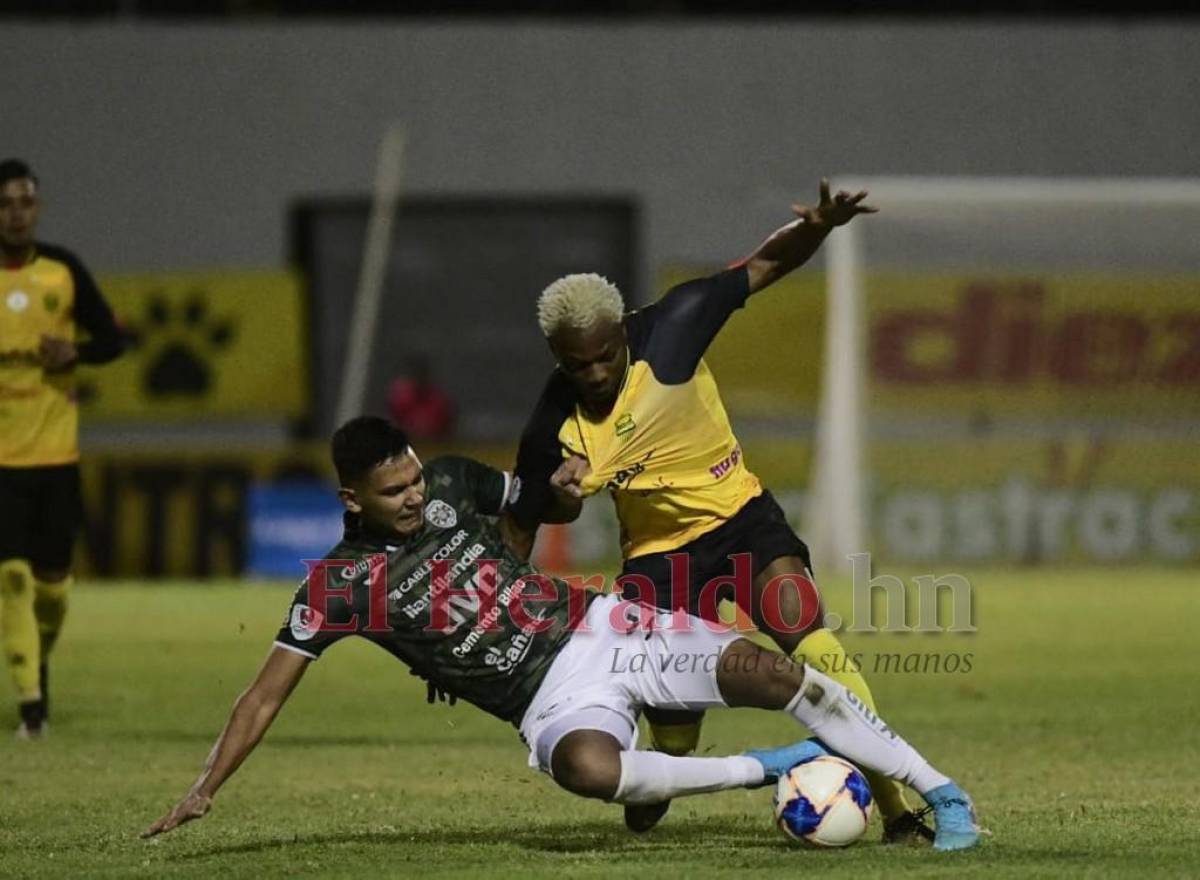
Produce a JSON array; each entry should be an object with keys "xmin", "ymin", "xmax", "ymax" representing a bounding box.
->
[{"xmin": 873, "ymin": 281, "xmax": 1200, "ymax": 386}]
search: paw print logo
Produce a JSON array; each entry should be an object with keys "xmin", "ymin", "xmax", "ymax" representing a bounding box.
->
[{"xmin": 128, "ymin": 291, "xmax": 236, "ymax": 397}]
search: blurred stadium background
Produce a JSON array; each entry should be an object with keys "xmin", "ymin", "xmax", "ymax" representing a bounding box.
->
[
  {"xmin": 9, "ymin": 3, "xmax": 1199, "ymax": 581},
  {"xmin": 4, "ymin": 3, "xmax": 1200, "ymax": 875}
]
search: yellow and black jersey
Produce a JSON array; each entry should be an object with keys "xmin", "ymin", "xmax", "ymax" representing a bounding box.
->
[
  {"xmin": 513, "ymin": 267, "xmax": 763, "ymax": 560},
  {"xmin": 0, "ymin": 242, "xmax": 124, "ymax": 467}
]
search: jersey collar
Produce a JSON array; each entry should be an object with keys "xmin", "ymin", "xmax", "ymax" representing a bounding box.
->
[{"xmin": 2, "ymin": 245, "xmax": 35, "ymax": 270}]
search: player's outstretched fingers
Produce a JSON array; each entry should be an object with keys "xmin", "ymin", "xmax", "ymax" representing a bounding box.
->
[
  {"xmin": 141, "ymin": 811, "xmax": 177, "ymax": 839},
  {"xmin": 141, "ymin": 794, "xmax": 211, "ymax": 838},
  {"xmin": 848, "ymin": 190, "xmax": 878, "ymax": 213}
]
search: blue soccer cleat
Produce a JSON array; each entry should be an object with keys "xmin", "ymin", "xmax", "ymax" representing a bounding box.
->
[
  {"xmin": 744, "ymin": 737, "xmax": 827, "ymax": 787},
  {"xmin": 923, "ymin": 782, "xmax": 981, "ymax": 851}
]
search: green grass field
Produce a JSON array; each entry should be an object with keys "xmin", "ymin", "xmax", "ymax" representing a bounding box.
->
[{"xmin": 2, "ymin": 569, "xmax": 1198, "ymax": 878}]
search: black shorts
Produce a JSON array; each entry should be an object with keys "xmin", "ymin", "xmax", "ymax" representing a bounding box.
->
[
  {"xmin": 619, "ymin": 490, "xmax": 811, "ymax": 620},
  {"xmin": 0, "ymin": 464, "xmax": 83, "ymax": 571}
]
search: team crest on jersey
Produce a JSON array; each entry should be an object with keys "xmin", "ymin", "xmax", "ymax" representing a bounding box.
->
[
  {"xmin": 615, "ymin": 412, "xmax": 636, "ymax": 437},
  {"xmin": 6, "ymin": 290, "xmax": 30, "ymax": 313},
  {"xmin": 289, "ymin": 604, "xmax": 324, "ymax": 641},
  {"xmin": 424, "ymin": 499, "xmax": 458, "ymax": 529}
]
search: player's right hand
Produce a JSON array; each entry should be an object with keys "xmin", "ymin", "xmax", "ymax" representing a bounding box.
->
[
  {"xmin": 550, "ymin": 455, "xmax": 591, "ymax": 500},
  {"xmin": 140, "ymin": 792, "xmax": 212, "ymax": 838}
]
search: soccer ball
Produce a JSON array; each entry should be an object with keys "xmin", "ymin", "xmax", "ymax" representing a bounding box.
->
[{"xmin": 773, "ymin": 756, "xmax": 875, "ymax": 847}]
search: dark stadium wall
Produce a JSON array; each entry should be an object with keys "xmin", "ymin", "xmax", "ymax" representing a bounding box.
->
[
  {"xmin": 74, "ymin": 443, "xmax": 518, "ymax": 578},
  {"xmin": 7, "ymin": 22, "xmax": 1199, "ymax": 277}
]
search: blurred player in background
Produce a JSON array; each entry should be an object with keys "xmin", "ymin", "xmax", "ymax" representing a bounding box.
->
[
  {"xmin": 141, "ymin": 416, "xmax": 979, "ymax": 851},
  {"xmin": 387, "ymin": 354, "xmax": 455, "ymax": 441},
  {"xmin": 510, "ymin": 182, "xmax": 935, "ymax": 842},
  {"xmin": 0, "ymin": 159, "xmax": 125, "ymax": 738}
]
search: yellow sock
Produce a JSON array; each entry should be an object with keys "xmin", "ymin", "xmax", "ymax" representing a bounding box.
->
[
  {"xmin": 647, "ymin": 714, "xmax": 704, "ymax": 757},
  {"xmin": 34, "ymin": 575, "xmax": 71, "ymax": 660},
  {"xmin": 794, "ymin": 628, "xmax": 912, "ymax": 823},
  {"xmin": 0, "ymin": 560, "xmax": 42, "ymax": 702}
]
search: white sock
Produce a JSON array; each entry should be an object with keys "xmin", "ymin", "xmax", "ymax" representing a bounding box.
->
[
  {"xmin": 787, "ymin": 666, "xmax": 951, "ymax": 796},
  {"xmin": 613, "ymin": 750, "xmax": 765, "ymax": 805}
]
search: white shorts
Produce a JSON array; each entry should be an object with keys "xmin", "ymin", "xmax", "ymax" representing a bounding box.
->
[{"xmin": 518, "ymin": 593, "xmax": 742, "ymax": 773}]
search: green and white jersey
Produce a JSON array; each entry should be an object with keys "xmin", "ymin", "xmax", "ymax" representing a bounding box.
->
[{"xmin": 274, "ymin": 456, "xmax": 592, "ymax": 725}]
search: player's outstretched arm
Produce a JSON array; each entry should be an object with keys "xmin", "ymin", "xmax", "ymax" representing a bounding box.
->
[
  {"xmin": 641, "ymin": 181, "xmax": 876, "ymax": 386},
  {"xmin": 741, "ymin": 179, "xmax": 876, "ymax": 294},
  {"xmin": 140, "ymin": 646, "xmax": 309, "ymax": 838}
]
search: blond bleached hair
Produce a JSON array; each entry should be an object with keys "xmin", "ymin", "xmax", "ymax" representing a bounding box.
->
[{"xmin": 536, "ymin": 273, "xmax": 625, "ymax": 338}]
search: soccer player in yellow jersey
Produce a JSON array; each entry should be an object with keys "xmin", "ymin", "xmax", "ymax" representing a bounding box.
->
[
  {"xmin": 0, "ymin": 159, "xmax": 125, "ymax": 738},
  {"xmin": 511, "ymin": 181, "xmax": 933, "ymax": 842}
]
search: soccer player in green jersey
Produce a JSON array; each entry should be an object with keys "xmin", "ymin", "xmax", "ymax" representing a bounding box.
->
[{"xmin": 142, "ymin": 417, "xmax": 979, "ymax": 851}]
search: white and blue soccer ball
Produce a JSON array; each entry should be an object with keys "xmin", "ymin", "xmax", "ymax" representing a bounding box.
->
[{"xmin": 773, "ymin": 756, "xmax": 875, "ymax": 847}]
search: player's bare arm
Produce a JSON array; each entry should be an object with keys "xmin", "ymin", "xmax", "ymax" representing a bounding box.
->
[
  {"xmin": 141, "ymin": 646, "xmax": 309, "ymax": 838},
  {"xmin": 741, "ymin": 179, "xmax": 877, "ymax": 294}
]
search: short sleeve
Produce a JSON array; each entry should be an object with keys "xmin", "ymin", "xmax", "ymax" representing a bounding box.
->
[
  {"xmin": 639, "ymin": 267, "xmax": 751, "ymax": 385},
  {"xmin": 430, "ymin": 455, "xmax": 511, "ymax": 515},
  {"xmin": 273, "ymin": 564, "xmax": 360, "ymax": 660}
]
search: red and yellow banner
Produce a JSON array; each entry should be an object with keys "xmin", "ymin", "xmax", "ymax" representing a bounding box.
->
[
  {"xmin": 869, "ymin": 273, "xmax": 1200, "ymax": 420},
  {"xmin": 654, "ymin": 267, "xmax": 1200, "ymax": 563}
]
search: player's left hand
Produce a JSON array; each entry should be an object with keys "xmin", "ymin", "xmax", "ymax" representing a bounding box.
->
[
  {"xmin": 39, "ymin": 335, "xmax": 78, "ymax": 372},
  {"xmin": 794, "ymin": 179, "xmax": 877, "ymax": 228},
  {"xmin": 140, "ymin": 792, "xmax": 212, "ymax": 838}
]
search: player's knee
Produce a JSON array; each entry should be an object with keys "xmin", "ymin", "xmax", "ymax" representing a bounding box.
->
[
  {"xmin": 776, "ymin": 585, "xmax": 824, "ymax": 641},
  {"xmin": 550, "ymin": 731, "xmax": 622, "ymax": 801},
  {"xmin": 753, "ymin": 560, "xmax": 824, "ymax": 649},
  {"xmin": 792, "ymin": 613, "xmax": 824, "ymax": 641},
  {"xmin": 0, "ymin": 566, "xmax": 32, "ymax": 600}
]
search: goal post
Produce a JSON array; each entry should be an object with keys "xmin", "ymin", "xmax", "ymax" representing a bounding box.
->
[
  {"xmin": 808, "ymin": 219, "xmax": 867, "ymax": 577},
  {"xmin": 335, "ymin": 123, "xmax": 407, "ymax": 430},
  {"xmin": 807, "ymin": 176, "xmax": 1200, "ymax": 572}
]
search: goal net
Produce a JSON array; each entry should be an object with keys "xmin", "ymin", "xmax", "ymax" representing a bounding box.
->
[{"xmin": 808, "ymin": 177, "xmax": 1200, "ymax": 571}]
